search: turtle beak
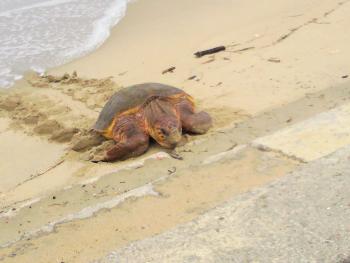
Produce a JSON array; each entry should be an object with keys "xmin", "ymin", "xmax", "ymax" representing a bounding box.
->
[
  {"xmin": 166, "ymin": 128, "xmax": 182, "ymax": 148},
  {"xmin": 157, "ymin": 126, "xmax": 182, "ymax": 149}
]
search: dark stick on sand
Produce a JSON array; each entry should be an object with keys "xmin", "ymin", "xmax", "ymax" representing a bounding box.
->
[
  {"xmin": 194, "ymin": 46, "xmax": 226, "ymax": 58},
  {"xmin": 162, "ymin": 66, "xmax": 176, "ymax": 74}
]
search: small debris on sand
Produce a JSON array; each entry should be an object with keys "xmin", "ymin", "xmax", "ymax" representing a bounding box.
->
[
  {"xmin": 162, "ymin": 66, "xmax": 176, "ymax": 74},
  {"xmin": 202, "ymin": 58, "xmax": 215, "ymax": 64},
  {"xmin": 118, "ymin": 71, "xmax": 128, "ymax": 76},
  {"xmin": 169, "ymin": 151, "xmax": 183, "ymax": 160},
  {"xmin": 231, "ymin": 46, "xmax": 255, "ymax": 53},
  {"xmin": 268, "ymin": 57, "xmax": 281, "ymax": 63},
  {"xmin": 167, "ymin": 167, "xmax": 176, "ymax": 174}
]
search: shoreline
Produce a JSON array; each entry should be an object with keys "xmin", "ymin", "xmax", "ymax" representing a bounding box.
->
[{"xmin": 0, "ymin": 0, "xmax": 130, "ymax": 89}]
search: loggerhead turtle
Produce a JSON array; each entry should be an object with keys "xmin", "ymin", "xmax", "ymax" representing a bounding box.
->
[{"xmin": 92, "ymin": 83, "xmax": 212, "ymax": 162}]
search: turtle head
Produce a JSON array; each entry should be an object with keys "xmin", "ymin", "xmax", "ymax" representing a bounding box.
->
[
  {"xmin": 145, "ymin": 99, "xmax": 182, "ymax": 148},
  {"xmin": 152, "ymin": 117, "xmax": 182, "ymax": 148}
]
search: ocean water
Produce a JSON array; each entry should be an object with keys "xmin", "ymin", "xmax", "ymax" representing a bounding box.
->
[{"xmin": 0, "ymin": 0, "xmax": 130, "ymax": 88}]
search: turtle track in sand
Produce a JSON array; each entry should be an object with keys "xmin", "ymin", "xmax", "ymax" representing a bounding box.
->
[
  {"xmin": 0, "ymin": 72, "xmax": 251, "ymax": 168},
  {"xmin": 0, "ymin": 73, "xmax": 245, "ymax": 152},
  {"xmin": 0, "ymin": 73, "xmax": 121, "ymax": 150},
  {"xmin": 0, "ymin": 72, "xmax": 125, "ymax": 216}
]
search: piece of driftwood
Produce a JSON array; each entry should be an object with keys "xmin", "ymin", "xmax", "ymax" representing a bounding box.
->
[
  {"xmin": 162, "ymin": 66, "xmax": 176, "ymax": 74},
  {"xmin": 194, "ymin": 46, "xmax": 226, "ymax": 58}
]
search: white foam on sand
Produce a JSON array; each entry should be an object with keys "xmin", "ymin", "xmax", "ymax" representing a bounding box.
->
[
  {"xmin": 0, "ymin": 0, "xmax": 131, "ymax": 88},
  {"xmin": 63, "ymin": 0, "xmax": 129, "ymax": 59}
]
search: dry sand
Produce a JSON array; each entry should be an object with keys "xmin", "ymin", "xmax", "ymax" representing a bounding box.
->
[
  {"xmin": 1, "ymin": 0, "xmax": 350, "ymax": 262},
  {"xmin": 52, "ymin": 0, "xmax": 350, "ymax": 114}
]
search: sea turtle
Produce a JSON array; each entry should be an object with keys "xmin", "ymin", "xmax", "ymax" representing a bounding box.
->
[{"xmin": 92, "ymin": 83, "xmax": 212, "ymax": 162}]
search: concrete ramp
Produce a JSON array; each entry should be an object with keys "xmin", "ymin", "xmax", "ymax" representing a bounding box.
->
[
  {"xmin": 98, "ymin": 144, "xmax": 350, "ymax": 263},
  {"xmin": 253, "ymin": 102, "xmax": 350, "ymax": 162}
]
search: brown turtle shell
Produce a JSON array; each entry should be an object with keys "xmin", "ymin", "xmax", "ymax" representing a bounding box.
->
[{"xmin": 93, "ymin": 83, "xmax": 186, "ymax": 133}]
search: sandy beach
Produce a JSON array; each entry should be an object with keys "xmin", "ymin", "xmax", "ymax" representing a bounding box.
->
[{"xmin": 1, "ymin": 0, "xmax": 350, "ymax": 262}]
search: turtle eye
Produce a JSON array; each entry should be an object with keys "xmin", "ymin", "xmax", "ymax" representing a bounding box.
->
[{"xmin": 160, "ymin": 128, "xmax": 169, "ymax": 136}]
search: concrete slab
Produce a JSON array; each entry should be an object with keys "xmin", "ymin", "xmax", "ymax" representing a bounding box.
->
[
  {"xmin": 253, "ymin": 102, "xmax": 350, "ymax": 162},
  {"xmin": 100, "ymin": 145, "xmax": 350, "ymax": 263}
]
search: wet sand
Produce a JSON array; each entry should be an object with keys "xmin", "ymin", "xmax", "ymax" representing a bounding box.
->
[{"xmin": 1, "ymin": 0, "xmax": 350, "ymax": 262}]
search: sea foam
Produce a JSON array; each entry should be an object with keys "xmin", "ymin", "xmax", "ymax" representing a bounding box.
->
[{"xmin": 0, "ymin": 0, "xmax": 130, "ymax": 88}]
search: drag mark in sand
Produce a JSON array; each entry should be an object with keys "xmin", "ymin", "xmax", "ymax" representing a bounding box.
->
[
  {"xmin": 12, "ymin": 160, "xmax": 65, "ymax": 190},
  {"xmin": 266, "ymin": 0, "xmax": 350, "ymax": 47}
]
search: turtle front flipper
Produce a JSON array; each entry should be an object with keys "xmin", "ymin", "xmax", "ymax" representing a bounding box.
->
[
  {"xmin": 177, "ymin": 99, "xmax": 212, "ymax": 134},
  {"xmin": 94, "ymin": 116, "xmax": 149, "ymax": 162}
]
